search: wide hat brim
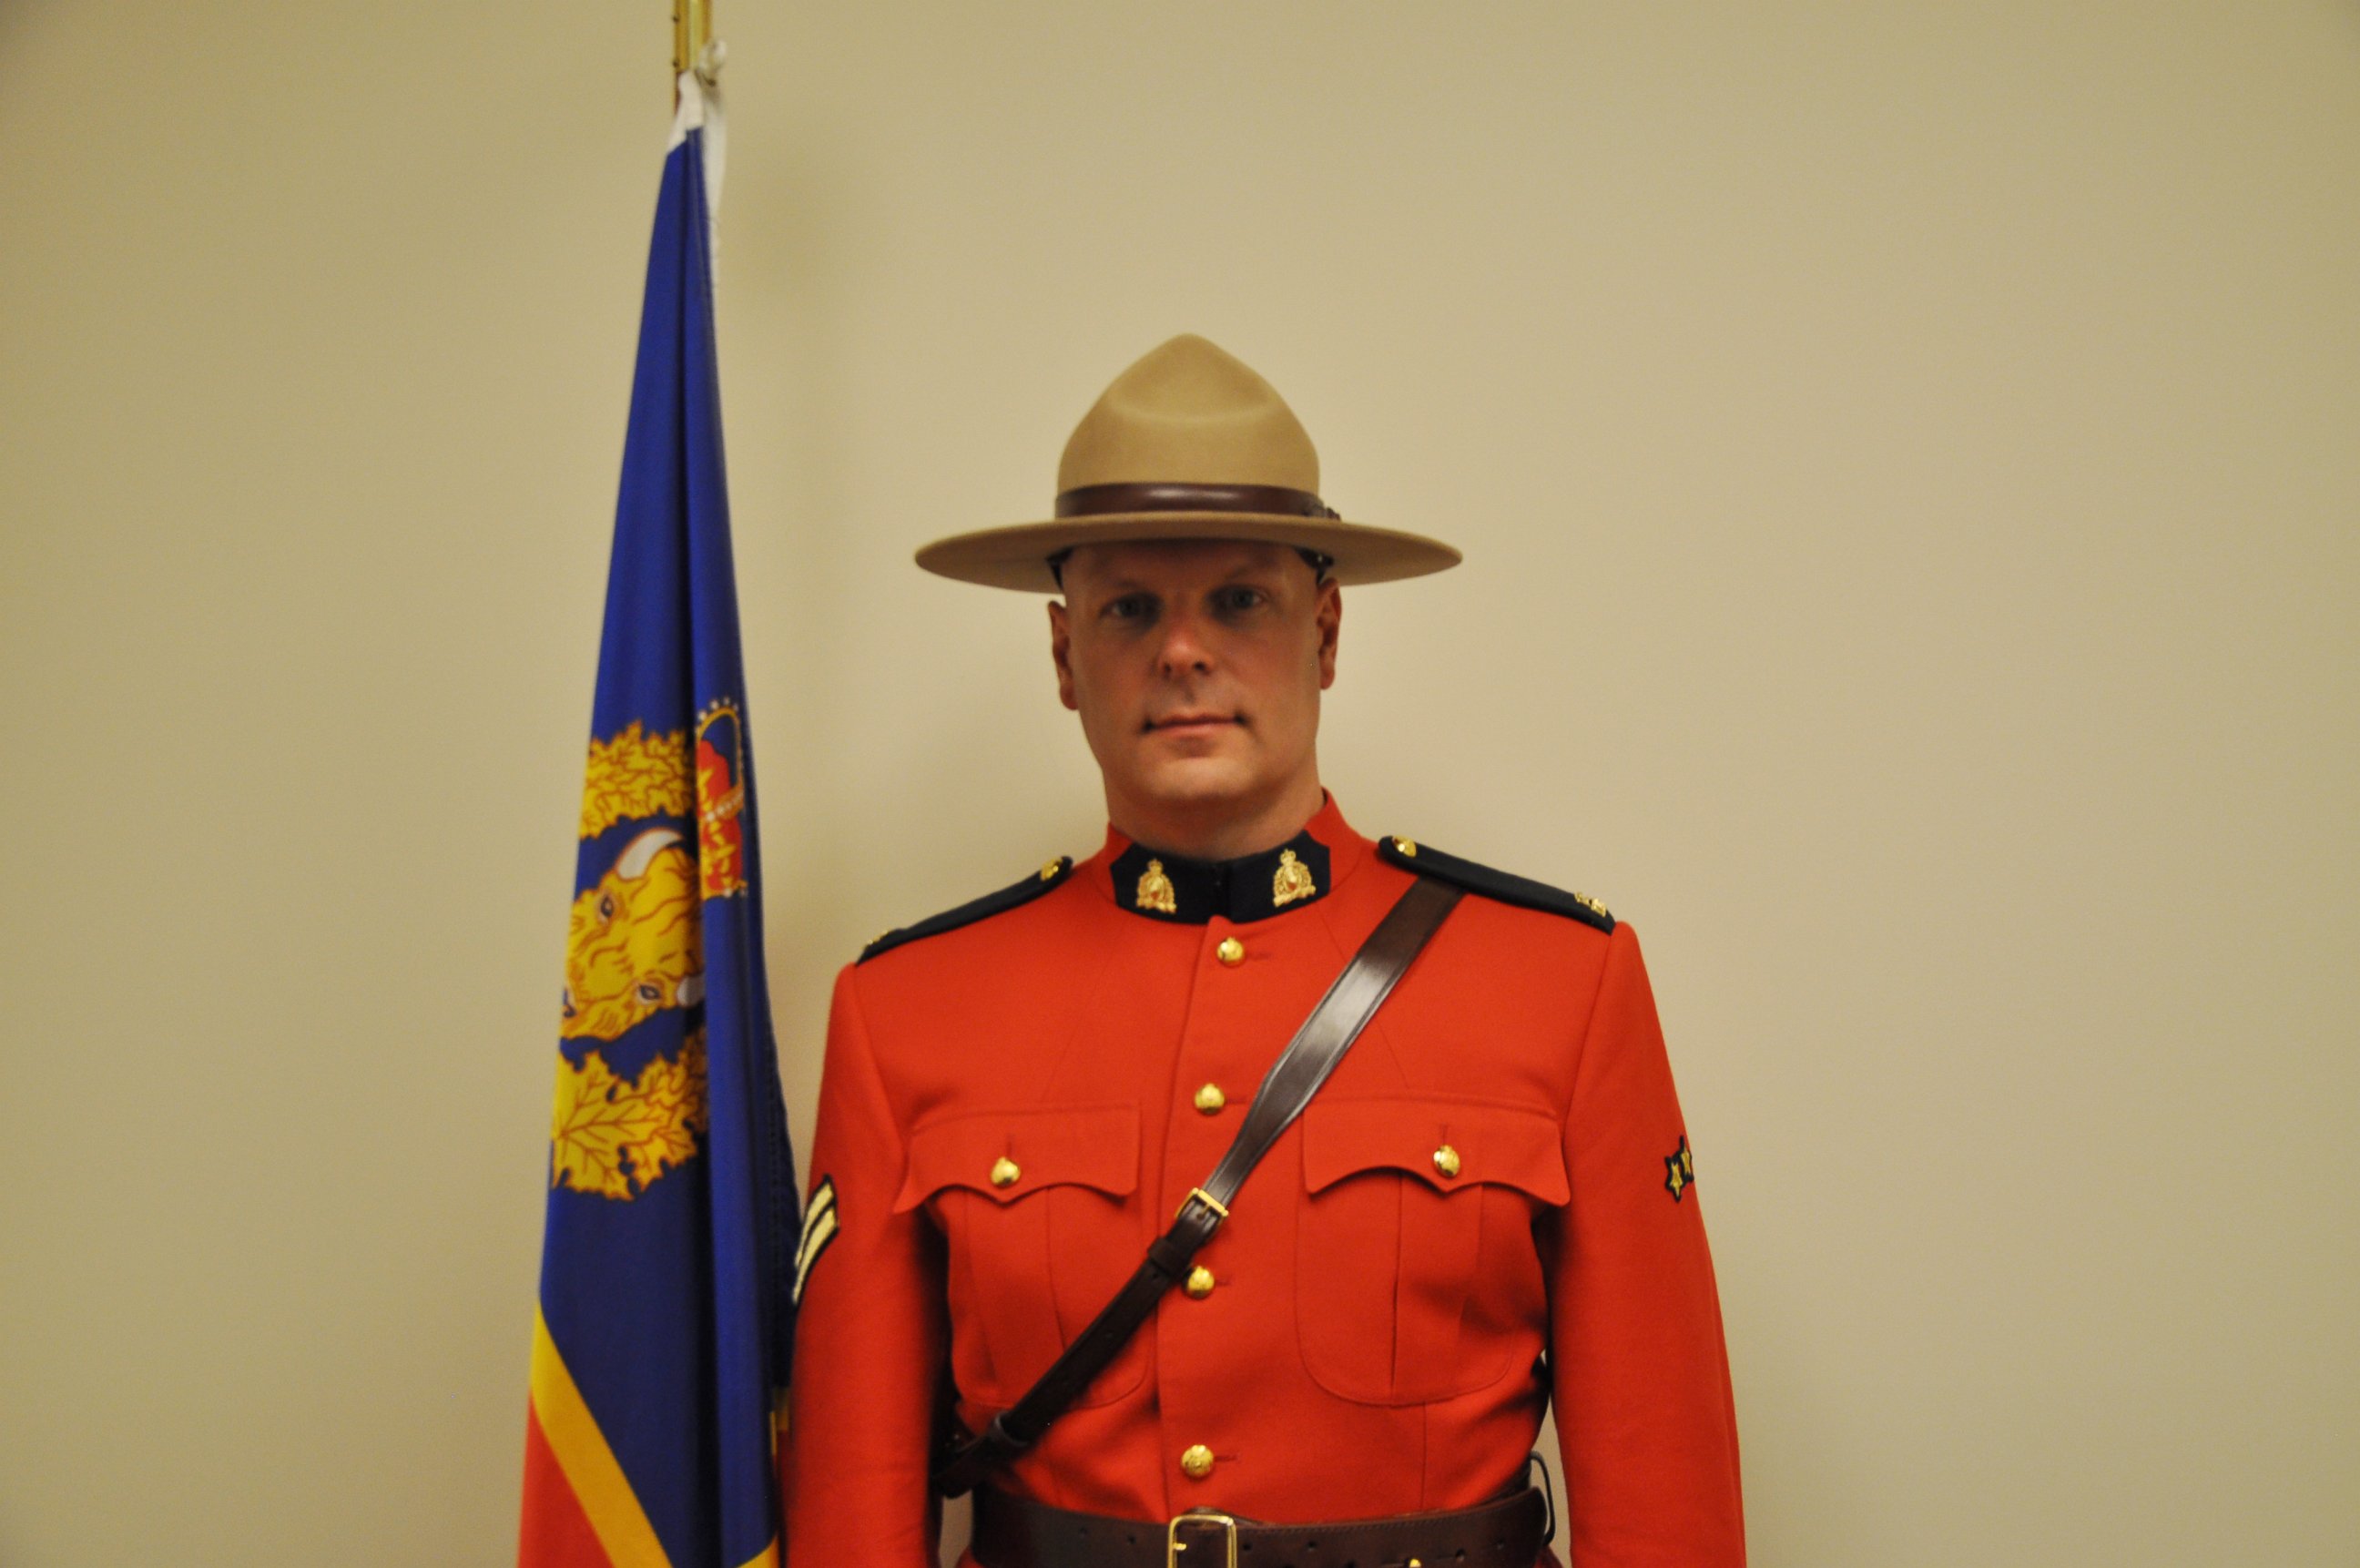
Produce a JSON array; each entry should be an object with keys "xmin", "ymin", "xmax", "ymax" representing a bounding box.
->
[{"xmin": 914, "ymin": 512, "xmax": 1463, "ymax": 594}]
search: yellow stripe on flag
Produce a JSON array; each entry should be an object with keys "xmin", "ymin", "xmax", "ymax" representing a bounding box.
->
[
  {"xmin": 529, "ymin": 1310, "xmax": 675, "ymax": 1568},
  {"xmin": 736, "ymin": 1543, "xmax": 779, "ymax": 1568}
]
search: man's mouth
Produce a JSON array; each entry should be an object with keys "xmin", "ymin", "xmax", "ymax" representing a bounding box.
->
[{"xmin": 1144, "ymin": 711, "xmax": 1239, "ymax": 734}]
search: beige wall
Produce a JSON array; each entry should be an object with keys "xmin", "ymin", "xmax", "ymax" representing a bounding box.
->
[{"xmin": 4, "ymin": 3, "xmax": 2355, "ymax": 1563}]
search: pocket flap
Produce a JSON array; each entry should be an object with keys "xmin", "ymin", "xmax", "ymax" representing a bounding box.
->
[
  {"xmin": 895, "ymin": 1104, "xmax": 1140, "ymax": 1212},
  {"xmin": 1302, "ymin": 1097, "xmax": 1568, "ymax": 1205}
]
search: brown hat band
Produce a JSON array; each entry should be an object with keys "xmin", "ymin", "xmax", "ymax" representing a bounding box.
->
[{"xmin": 1053, "ymin": 482, "xmax": 1342, "ymax": 521}]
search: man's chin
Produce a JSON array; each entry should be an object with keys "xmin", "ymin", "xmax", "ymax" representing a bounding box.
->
[{"xmin": 1125, "ymin": 759, "xmax": 1262, "ymax": 812}]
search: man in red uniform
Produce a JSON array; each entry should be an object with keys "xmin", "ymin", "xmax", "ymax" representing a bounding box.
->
[{"xmin": 782, "ymin": 335, "xmax": 1744, "ymax": 1566}]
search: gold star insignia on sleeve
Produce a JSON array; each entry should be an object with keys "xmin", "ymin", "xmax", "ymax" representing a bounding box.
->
[{"xmin": 1664, "ymin": 1135, "xmax": 1695, "ymax": 1202}]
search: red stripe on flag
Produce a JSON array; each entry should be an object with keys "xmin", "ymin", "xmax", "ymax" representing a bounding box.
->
[{"xmin": 519, "ymin": 1400, "xmax": 615, "ymax": 1568}]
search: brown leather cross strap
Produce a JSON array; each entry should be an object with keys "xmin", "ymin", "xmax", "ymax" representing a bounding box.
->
[
  {"xmin": 972, "ymin": 1463, "xmax": 1554, "ymax": 1568},
  {"xmin": 931, "ymin": 875, "xmax": 1465, "ymax": 1498}
]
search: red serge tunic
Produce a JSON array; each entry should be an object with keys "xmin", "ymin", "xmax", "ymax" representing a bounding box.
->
[{"xmin": 781, "ymin": 795, "xmax": 1744, "ymax": 1566}]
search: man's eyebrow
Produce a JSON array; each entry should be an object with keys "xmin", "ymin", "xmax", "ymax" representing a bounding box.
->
[{"xmin": 1082, "ymin": 557, "xmax": 1288, "ymax": 596}]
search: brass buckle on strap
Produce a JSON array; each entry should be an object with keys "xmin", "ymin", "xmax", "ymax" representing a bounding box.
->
[
  {"xmin": 1176, "ymin": 1186, "xmax": 1230, "ymax": 1224},
  {"xmin": 1166, "ymin": 1510, "xmax": 1239, "ymax": 1568}
]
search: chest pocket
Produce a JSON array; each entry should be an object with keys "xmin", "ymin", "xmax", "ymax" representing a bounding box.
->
[
  {"xmin": 1296, "ymin": 1095, "xmax": 1569, "ymax": 1406},
  {"xmin": 897, "ymin": 1104, "xmax": 1146, "ymax": 1410}
]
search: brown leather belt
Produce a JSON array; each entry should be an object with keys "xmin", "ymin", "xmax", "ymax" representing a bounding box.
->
[{"xmin": 971, "ymin": 1471, "xmax": 1554, "ymax": 1568}]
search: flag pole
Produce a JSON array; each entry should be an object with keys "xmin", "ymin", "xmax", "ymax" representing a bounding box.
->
[{"xmin": 674, "ymin": 0, "xmax": 713, "ymax": 94}]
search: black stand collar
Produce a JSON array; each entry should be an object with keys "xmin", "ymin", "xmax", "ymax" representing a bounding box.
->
[{"xmin": 1107, "ymin": 829, "xmax": 1333, "ymax": 924}]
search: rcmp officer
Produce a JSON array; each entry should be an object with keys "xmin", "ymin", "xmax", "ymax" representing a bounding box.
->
[{"xmin": 782, "ymin": 336, "xmax": 1745, "ymax": 1566}]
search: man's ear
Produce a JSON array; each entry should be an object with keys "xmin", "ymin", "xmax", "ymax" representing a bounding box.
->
[
  {"xmin": 1316, "ymin": 581, "xmax": 1342, "ymax": 690},
  {"xmin": 1048, "ymin": 598, "xmax": 1078, "ymax": 710}
]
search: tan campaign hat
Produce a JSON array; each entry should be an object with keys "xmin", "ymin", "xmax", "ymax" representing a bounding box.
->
[{"xmin": 914, "ymin": 333, "xmax": 1464, "ymax": 593}]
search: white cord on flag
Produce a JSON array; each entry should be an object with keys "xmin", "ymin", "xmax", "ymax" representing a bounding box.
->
[{"xmin": 666, "ymin": 43, "xmax": 727, "ymax": 260}]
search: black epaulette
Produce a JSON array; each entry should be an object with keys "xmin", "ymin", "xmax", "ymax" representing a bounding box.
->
[
  {"xmin": 1376, "ymin": 835, "xmax": 1614, "ymax": 932},
  {"xmin": 857, "ymin": 855, "xmax": 1074, "ymax": 963}
]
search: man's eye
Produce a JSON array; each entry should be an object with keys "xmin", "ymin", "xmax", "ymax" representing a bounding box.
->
[
  {"xmin": 1216, "ymin": 587, "xmax": 1266, "ymax": 614},
  {"xmin": 1104, "ymin": 595, "xmax": 1152, "ymax": 621}
]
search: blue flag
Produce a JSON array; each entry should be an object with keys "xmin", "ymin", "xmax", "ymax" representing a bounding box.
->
[{"xmin": 520, "ymin": 69, "xmax": 797, "ymax": 1568}]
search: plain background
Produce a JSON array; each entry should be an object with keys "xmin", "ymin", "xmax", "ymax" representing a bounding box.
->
[{"xmin": 3, "ymin": 3, "xmax": 2355, "ymax": 1563}]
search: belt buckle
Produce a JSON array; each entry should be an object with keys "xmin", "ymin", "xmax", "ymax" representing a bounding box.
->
[{"xmin": 1165, "ymin": 1510, "xmax": 1238, "ymax": 1568}]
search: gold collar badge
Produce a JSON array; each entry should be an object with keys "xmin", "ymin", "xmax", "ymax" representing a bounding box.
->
[
  {"xmin": 1135, "ymin": 858, "xmax": 1178, "ymax": 914},
  {"xmin": 1272, "ymin": 848, "xmax": 1317, "ymax": 907}
]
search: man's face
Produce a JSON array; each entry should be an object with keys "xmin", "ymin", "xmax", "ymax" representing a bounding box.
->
[{"xmin": 1049, "ymin": 539, "xmax": 1341, "ymax": 827}]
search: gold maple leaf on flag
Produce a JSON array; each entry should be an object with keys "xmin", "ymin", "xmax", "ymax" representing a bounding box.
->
[
  {"xmin": 579, "ymin": 722, "xmax": 693, "ymax": 841},
  {"xmin": 549, "ymin": 1029, "xmax": 710, "ymax": 1199}
]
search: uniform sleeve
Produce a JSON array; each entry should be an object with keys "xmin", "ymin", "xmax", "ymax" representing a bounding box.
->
[
  {"xmin": 780, "ymin": 963, "xmax": 948, "ymax": 1565},
  {"xmin": 1547, "ymin": 920, "xmax": 1745, "ymax": 1566}
]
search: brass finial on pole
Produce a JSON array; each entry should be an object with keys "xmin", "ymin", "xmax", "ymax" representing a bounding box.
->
[{"xmin": 674, "ymin": 0, "xmax": 714, "ymax": 86}]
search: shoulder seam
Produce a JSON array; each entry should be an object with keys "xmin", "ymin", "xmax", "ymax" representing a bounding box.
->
[
  {"xmin": 857, "ymin": 856, "xmax": 1074, "ymax": 963},
  {"xmin": 1376, "ymin": 835, "xmax": 1614, "ymax": 932}
]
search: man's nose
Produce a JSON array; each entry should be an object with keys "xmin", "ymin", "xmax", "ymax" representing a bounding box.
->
[{"xmin": 1153, "ymin": 606, "xmax": 1216, "ymax": 677}]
